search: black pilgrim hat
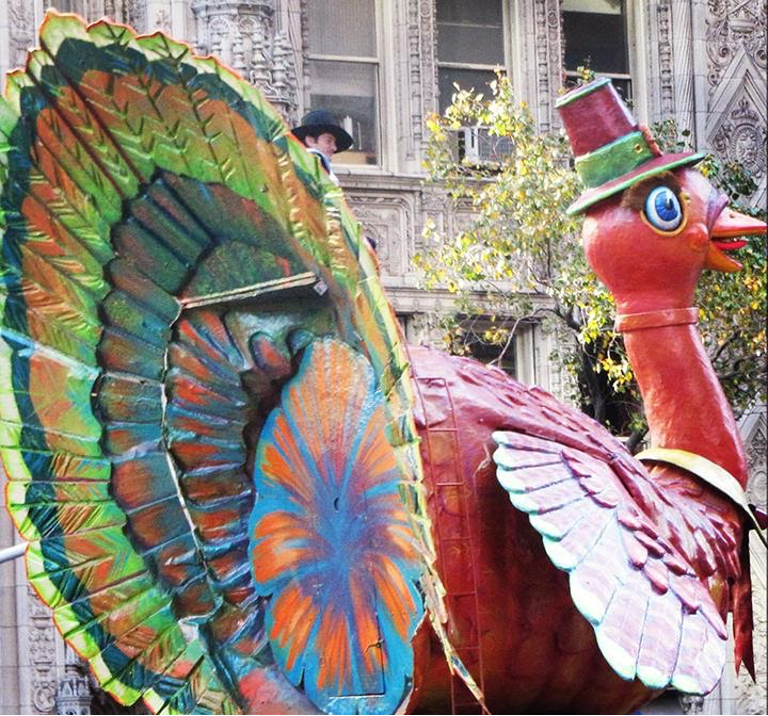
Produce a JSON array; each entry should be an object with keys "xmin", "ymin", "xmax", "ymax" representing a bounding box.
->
[{"xmin": 291, "ymin": 109, "xmax": 354, "ymax": 152}]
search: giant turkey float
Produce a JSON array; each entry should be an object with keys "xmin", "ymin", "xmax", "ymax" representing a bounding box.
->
[{"xmin": 0, "ymin": 12, "xmax": 765, "ymax": 715}]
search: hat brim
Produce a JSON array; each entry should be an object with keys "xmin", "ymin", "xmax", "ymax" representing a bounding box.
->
[
  {"xmin": 567, "ymin": 151, "xmax": 706, "ymax": 215},
  {"xmin": 292, "ymin": 124, "xmax": 354, "ymax": 153}
]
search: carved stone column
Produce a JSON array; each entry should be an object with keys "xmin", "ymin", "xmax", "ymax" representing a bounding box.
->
[
  {"xmin": 516, "ymin": 0, "xmax": 565, "ymax": 132},
  {"xmin": 56, "ymin": 647, "xmax": 92, "ymax": 716},
  {"xmin": 646, "ymin": 0, "xmax": 675, "ymax": 121},
  {"xmin": 145, "ymin": 0, "xmax": 173, "ymax": 32},
  {"xmin": 20, "ymin": 585, "xmax": 62, "ymax": 714},
  {"xmin": 37, "ymin": 1, "xmax": 149, "ymax": 30},
  {"xmin": 0, "ymin": 462, "xmax": 22, "ymax": 714},
  {"xmin": 191, "ymin": 0, "xmax": 299, "ymax": 123},
  {"xmin": 398, "ymin": 0, "xmax": 439, "ymax": 171},
  {"xmin": 644, "ymin": 0, "xmax": 698, "ymax": 134},
  {"xmin": 3, "ymin": 0, "xmax": 39, "ymax": 78}
]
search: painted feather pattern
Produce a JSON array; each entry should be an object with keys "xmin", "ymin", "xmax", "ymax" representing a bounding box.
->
[
  {"xmin": 492, "ymin": 429, "xmax": 728, "ymax": 693},
  {"xmin": 0, "ymin": 12, "xmax": 432, "ymax": 715},
  {"xmin": 249, "ymin": 338, "xmax": 423, "ymax": 714}
]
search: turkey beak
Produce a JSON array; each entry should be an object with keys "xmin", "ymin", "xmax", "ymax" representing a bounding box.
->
[{"xmin": 705, "ymin": 207, "xmax": 767, "ymax": 273}]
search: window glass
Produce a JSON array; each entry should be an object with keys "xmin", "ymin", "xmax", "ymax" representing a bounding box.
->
[
  {"xmin": 562, "ymin": 0, "xmax": 631, "ymax": 99},
  {"xmin": 467, "ymin": 331, "xmax": 517, "ymax": 377},
  {"xmin": 437, "ymin": 0, "xmax": 504, "ymax": 25},
  {"xmin": 436, "ymin": 0, "xmax": 505, "ymax": 111},
  {"xmin": 437, "ymin": 0, "xmax": 504, "ymax": 65},
  {"xmin": 562, "ymin": 0, "xmax": 620, "ymax": 10},
  {"xmin": 308, "ymin": 0, "xmax": 376, "ymax": 57},
  {"xmin": 308, "ymin": 0, "xmax": 380, "ymax": 166},
  {"xmin": 310, "ymin": 61, "xmax": 378, "ymax": 166},
  {"xmin": 438, "ymin": 68, "xmax": 497, "ymax": 113}
]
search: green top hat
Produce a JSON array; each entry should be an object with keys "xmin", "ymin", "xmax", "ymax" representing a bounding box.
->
[{"xmin": 555, "ymin": 78, "xmax": 704, "ymax": 215}]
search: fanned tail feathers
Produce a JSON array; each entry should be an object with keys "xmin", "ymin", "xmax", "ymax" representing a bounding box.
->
[{"xmin": 0, "ymin": 11, "xmax": 441, "ymax": 714}]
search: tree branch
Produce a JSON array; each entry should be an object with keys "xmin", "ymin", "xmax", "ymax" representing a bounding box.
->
[
  {"xmin": 625, "ymin": 427, "xmax": 648, "ymax": 455},
  {"xmin": 709, "ymin": 331, "xmax": 740, "ymax": 364}
]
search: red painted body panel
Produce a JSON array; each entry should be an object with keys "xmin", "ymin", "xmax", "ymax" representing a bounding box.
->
[{"xmin": 407, "ymin": 346, "xmax": 652, "ymax": 714}]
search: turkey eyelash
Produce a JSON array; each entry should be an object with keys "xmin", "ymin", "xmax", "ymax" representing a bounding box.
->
[{"xmin": 621, "ymin": 172, "xmax": 682, "ymax": 211}]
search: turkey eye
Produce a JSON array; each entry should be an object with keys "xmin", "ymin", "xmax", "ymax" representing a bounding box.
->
[{"xmin": 644, "ymin": 186, "xmax": 683, "ymax": 231}]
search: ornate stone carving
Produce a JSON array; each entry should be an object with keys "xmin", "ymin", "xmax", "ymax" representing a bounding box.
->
[
  {"xmin": 534, "ymin": 0, "xmax": 551, "ymax": 129},
  {"xmin": 384, "ymin": 285, "xmax": 459, "ymax": 318},
  {"xmin": 402, "ymin": 0, "xmax": 438, "ymax": 162},
  {"xmin": 735, "ymin": 538, "xmax": 767, "ymax": 714},
  {"xmin": 741, "ymin": 406, "xmax": 767, "ymax": 509},
  {"xmin": 40, "ymin": 1, "xmax": 149, "ymax": 31},
  {"xmin": 343, "ymin": 192, "xmax": 415, "ymax": 277},
  {"xmin": 124, "ymin": 0, "xmax": 147, "ymax": 32},
  {"xmin": 656, "ymin": 0, "xmax": 675, "ymax": 116},
  {"xmin": 679, "ymin": 694, "xmax": 705, "ymax": 714},
  {"xmin": 516, "ymin": 0, "xmax": 563, "ymax": 132},
  {"xmin": 705, "ymin": 0, "xmax": 767, "ymax": 208},
  {"xmin": 191, "ymin": 0, "xmax": 299, "ymax": 122},
  {"xmin": 418, "ymin": 191, "xmax": 449, "ymax": 253},
  {"xmin": 736, "ymin": 550, "xmax": 767, "ymax": 713},
  {"xmin": 43, "ymin": 1, "xmax": 77, "ymax": 15},
  {"xmin": 154, "ymin": 8, "xmax": 172, "ymax": 33},
  {"xmin": 706, "ymin": 69, "xmax": 767, "ymax": 206},
  {"xmin": 271, "ymin": 29, "xmax": 296, "ymax": 104},
  {"xmin": 8, "ymin": 0, "xmax": 35, "ymax": 70},
  {"xmin": 27, "ymin": 588, "xmax": 57, "ymax": 714},
  {"xmin": 402, "ymin": 311, "xmax": 444, "ymax": 348},
  {"xmin": 713, "ymin": 97, "xmax": 767, "ymax": 180},
  {"xmin": 733, "ymin": 405, "xmax": 768, "ymax": 714},
  {"xmin": 39, "ymin": 0, "xmax": 147, "ymax": 32},
  {"xmin": 56, "ymin": 647, "xmax": 91, "ymax": 716},
  {"xmin": 297, "ymin": 0, "xmax": 310, "ymax": 111},
  {"xmin": 706, "ymin": 0, "xmax": 767, "ymax": 87},
  {"xmin": 532, "ymin": 0, "xmax": 563, "ymax": 131}
]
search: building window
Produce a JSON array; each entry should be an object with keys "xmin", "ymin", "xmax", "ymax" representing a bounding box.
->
[
  {"xmin": 436, "ymin": 0, "xmax": 506, "ymax": 113},
  {"xmin": 307, "ymin": 0, "xmax": 379, "ymax": 166},
  {"xmin": 464, "ymin": 324, "xmax": 517, "ymax": 378},
  {"xmin": 562, "ymin": 0, "xmax": 632, "ymax": 100},
  {"xmin": 469, "ymin": 339, "xmax": 517, "ymax": 377}
]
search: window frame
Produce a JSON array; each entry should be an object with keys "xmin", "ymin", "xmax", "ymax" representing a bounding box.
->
[
  {"xmin": 561, "ymin": 0, "xmax": 635, "ymax": 102},
  {"xmin": 303, "ymin": 1, "xmax": 645, "ymax": 172},
  {"xmin": 435, "ymin": 0, "xmax": 512, "ymax": 114},
  {"xmin": 306, "ymin": 0, "xmax": 385, "ymax": 170}
]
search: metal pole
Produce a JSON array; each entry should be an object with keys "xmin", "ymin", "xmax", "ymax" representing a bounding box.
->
[{"xmin": 0, "ymin": 542, "xmax": 26, "ymax": 564}]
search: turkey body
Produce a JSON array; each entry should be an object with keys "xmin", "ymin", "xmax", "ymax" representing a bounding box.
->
[
  {"xmin": 408, "ymin": 346, "xmax": 652, "ymax": 714},
  {"xmin": 2, "ymin": 15, "xmax": 754, "ymax": 716}
]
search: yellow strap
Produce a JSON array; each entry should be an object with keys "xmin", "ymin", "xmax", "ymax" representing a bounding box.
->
[{"xmin": 636, "ymin": 447, "xmax": 767, "ymax": 547}]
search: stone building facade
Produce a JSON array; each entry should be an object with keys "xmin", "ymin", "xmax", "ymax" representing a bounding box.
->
[{"xmin": 0, "ymin": 1, "xmax": 765, "ymax": 714}]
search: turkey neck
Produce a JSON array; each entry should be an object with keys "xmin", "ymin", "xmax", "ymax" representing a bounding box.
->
[{"xmin": 623, "ymin": 321, "xmax": 748, "ymax": 487}]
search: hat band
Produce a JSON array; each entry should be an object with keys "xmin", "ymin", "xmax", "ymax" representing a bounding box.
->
[{"xmin": 575, "ymin": 130, "xmax": 655, "ymax": 189}]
